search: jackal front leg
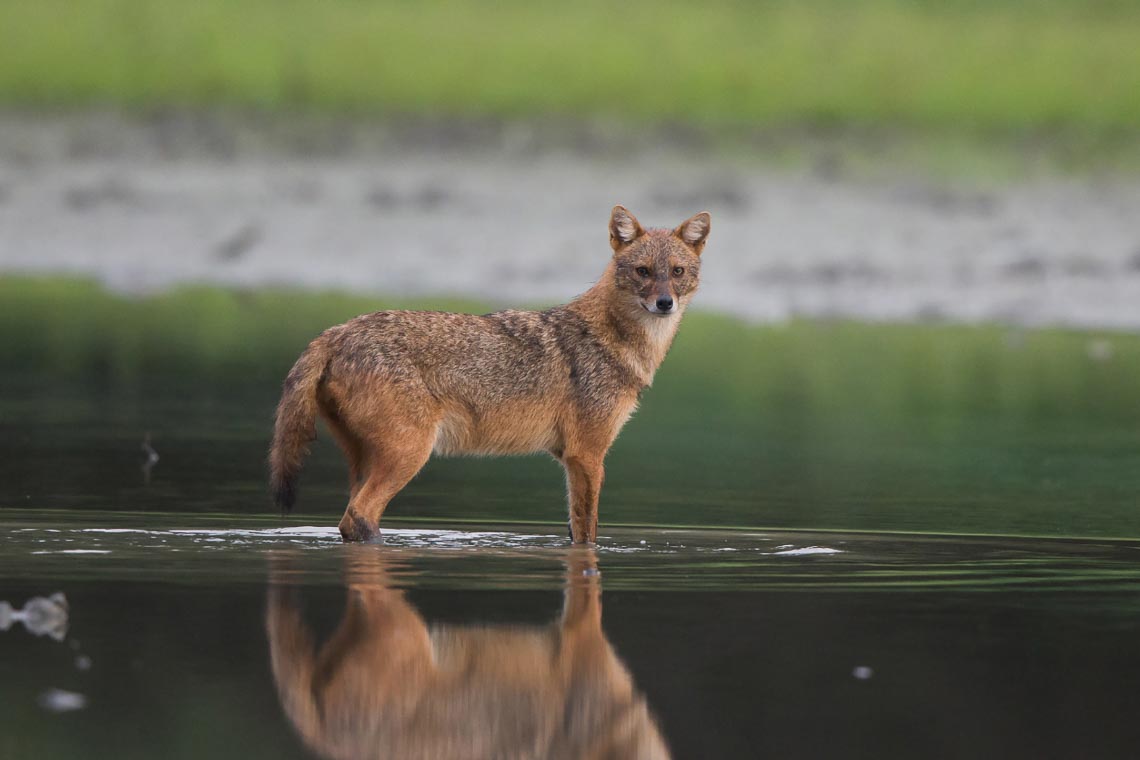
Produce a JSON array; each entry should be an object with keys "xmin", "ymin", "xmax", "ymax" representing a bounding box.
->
[{"xmin": 563, "ymin": 454, "xmax": 604, "ymax": 543}]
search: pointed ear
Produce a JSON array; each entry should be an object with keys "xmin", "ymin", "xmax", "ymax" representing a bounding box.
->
[
  {"xmin": 609, "ymin": 205, "xmax": 645, "ymax": 251},
  {"xmin": 674, "ymin": 211, "xmax": 711, "ymax": 254}
]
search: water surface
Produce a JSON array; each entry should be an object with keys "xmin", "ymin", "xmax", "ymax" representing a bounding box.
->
[
  {"xmin": 3, "ymin": 283, "xmax": 1140, "ymax": 757},
  {"xmin": 4, "ymin": 513, "xmax": 1140, "ymax": 759}
]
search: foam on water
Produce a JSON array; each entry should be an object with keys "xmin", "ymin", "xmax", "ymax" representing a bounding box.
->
[
  {"xmin": 31, "ymin": 549, "xmax": 112, "ymax": 555},
  {"xmin": 74, "ymin": 525, "xmax": 569, "ymax": 551},
  {"xmin": 7, "ymin": 525, "xmax": 846, "ymax": 558},
  {"xmin": 773, "ymin": 546, "xmax": 843, "ymax": 556}
]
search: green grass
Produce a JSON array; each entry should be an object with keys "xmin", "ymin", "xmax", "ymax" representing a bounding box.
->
[{"xmin": 1, "ymin": 0, "xmax": 1139, "ymax": 136}]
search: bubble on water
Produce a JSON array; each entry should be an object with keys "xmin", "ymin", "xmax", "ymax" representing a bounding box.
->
[
  {"xmin": 852, "ymin": 666, "xmax": 874, "ymax": 680},
  {"xmin": 39, "ymin": 688, "xmax": 87, "ymax": 712},
  {"xmin": 75, "ymin": 655, "xmax": 92, "ymax": 671}
]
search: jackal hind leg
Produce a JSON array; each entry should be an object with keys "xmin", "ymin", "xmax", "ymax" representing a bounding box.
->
[
  {"xmin": 339, "ymin": 430, "xmax": 435, "ymax": 542},
  {"xmin": 320, "ymin": 403, "xmax": 366, "ymax": 502}
]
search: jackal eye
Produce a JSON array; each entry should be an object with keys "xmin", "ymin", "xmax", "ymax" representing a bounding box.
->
[
  {"xmin": 672, "ymin": 266, "xmax": 685, "ymax": 277},
  {"xmin": 635, "ymin": 266, "xmax": 651, "ymax": 277}
]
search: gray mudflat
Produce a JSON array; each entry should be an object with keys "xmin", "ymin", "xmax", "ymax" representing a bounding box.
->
[{"xmin": 2, "ymin": 113, "xmax": 1139, "ymax": 328}]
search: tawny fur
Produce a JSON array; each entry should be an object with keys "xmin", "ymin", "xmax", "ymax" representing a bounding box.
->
[
  {"xmin": 269, "ymin": 206, "xmax": 710, "ymax": 542},
  {"xmin": 266, "ymin": 551, "xmax": 670, "ymax": 760}
]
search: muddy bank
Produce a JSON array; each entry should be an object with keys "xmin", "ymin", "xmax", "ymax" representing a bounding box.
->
[{"xmin": 1, "ymin": 113, "xmax": 1139, "ymax": 328}]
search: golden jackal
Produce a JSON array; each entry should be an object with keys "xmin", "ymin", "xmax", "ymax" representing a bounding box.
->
[
  {"xmin": 269, "ymin": 206, "xmax": 710, "ymax": 542},
  {"xmin": 266, "ymin": 551, "xmax": 670, "ymax": 760}
]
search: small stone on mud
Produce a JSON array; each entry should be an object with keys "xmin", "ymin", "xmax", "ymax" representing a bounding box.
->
[{"xmin": 214, "ymin": 223, "xmax": 261, "ymax": 261}]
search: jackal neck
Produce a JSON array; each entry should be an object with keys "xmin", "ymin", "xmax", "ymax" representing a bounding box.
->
[{"xmin": 568, "ymin": 264, "xmax": 682, "ymax": 387}]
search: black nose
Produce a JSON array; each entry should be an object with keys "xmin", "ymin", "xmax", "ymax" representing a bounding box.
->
[{"xmin": 655, "ymin": 296, "xmax": 674, "ymax": 312}]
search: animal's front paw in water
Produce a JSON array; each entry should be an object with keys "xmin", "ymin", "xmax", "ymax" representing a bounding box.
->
[{"xmin": 338, "ymin": 511, "xmax": 379, "ymax": 543}]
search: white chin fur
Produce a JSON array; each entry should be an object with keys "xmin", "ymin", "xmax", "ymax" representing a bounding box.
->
[{"xmin": 640, "ymin": 307, "xmax": 680, "ymax": 348}]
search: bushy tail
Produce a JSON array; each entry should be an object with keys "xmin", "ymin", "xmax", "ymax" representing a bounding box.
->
[{"xmin": 269, "ymin": 336, "xmax": 330, "ymax": 512}]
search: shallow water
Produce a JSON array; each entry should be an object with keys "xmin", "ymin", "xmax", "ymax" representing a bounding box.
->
[
  {"xmin": 4, "ymin": 285, "xmax": 1140, "ymax": 757},
  {"xmin": 3, "ymin": 512, "xmax": 1140, "ymax": 759}
]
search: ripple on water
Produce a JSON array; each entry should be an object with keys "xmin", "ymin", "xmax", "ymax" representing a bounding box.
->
[
  {"xmin": 16, "ymin": 517, "xmax": 1139, "ymax": 595},
  {"xmin": 6, "ymin": 524, "xmax": 846, "ymax": 562}
]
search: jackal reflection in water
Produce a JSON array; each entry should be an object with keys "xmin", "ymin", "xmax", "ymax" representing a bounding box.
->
[{"xmin": 266, "ymin": 550, "xmax": 670, "ymax": 760}]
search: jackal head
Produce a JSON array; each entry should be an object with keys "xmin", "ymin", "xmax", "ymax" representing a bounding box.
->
[{"xmin": 608, "ymin": 205, "xmax": 710, "ymax": 317}]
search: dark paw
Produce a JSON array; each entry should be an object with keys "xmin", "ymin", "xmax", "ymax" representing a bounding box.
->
[{"xmin": 338, "ymin": 511, "xmax": 378, "ymax": 543}]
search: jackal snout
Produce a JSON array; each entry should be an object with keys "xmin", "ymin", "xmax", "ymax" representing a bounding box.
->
[{"xmin": 648, "ymin": 292, "xmax": 676, "ymax": 315}]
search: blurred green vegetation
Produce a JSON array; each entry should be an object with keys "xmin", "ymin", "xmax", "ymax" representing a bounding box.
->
[
  {"xmin": 1, "ymin": 0, "xmax": 1138, "ymax": 138},
  {"xmin": 3, "ymin": 276, "xmax": 1140, "ymax": 538}
]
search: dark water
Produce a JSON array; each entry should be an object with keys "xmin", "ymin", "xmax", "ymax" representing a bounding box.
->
[
  {"xmin": 3, "ymin": 281, "xmax": 1140, "ymax": 757},
  {"xmin": 3, "ymin": 515, "xmax": 1140, "ymax": 759}
]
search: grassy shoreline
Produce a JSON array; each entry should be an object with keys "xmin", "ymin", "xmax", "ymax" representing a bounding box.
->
[
  {"xmin": 2, "ymin": 0, "xmax": 1138, "ymax": 139},
  {"xmin": 6, "ymin": 106, "xmax": 1138, "ymax": 178}
]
